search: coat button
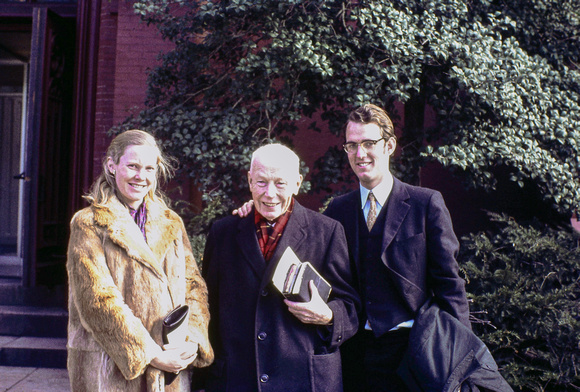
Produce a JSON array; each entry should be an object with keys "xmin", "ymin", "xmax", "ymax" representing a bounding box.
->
[
  {"xmin": 261, "ymin": 289, "xmax": 268, "ymax": 296},
  {"xmin": 257, "ymin": 332, "xmax": 267, "ymax": 340},
  {"xmin": 260, "ymin": 374, "xmax": 269, "ymax": 383}
]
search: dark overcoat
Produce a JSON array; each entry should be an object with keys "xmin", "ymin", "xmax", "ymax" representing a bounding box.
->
[
  {"xmin": 324, "ymin": 177, "xmax": 470, "ymax": 328},
  {"xmin": 199, "ymin": 201, "xmax": 360, "ymax": 392},
  {"xmin": 397, "ymin": 300, "xmax": 513, "ymax": 392}
]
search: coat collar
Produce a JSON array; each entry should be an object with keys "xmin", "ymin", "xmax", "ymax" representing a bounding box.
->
[
  {"xmin": 235, "ymin": 201, "xmax": 309, "ymax": 287},
  {"xmin": 340, "ymin": 178, "xmax": 410, "ymax": 264},
  {"xmin": 236, "ymin": 212, "xmax": 264, "ymax": 278},
  {"xmin": 339, "ymin": 190, "xmax": 363, "ymax": 260},
  {"xmin": 92, "ymin": 196, "xmax": 180, "ymax": 280},
  {"xmin": 380, "ymin": 177, "xmax": 411, "ymax": 258}
]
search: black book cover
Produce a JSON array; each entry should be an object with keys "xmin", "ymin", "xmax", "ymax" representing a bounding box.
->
[
  {"xmin": 272, "ymin": 247, "xmax": 332, "ymax": 303},
  {"xmin": 162, "ymin": 304, "xmax": 189, "ymax": 385}
]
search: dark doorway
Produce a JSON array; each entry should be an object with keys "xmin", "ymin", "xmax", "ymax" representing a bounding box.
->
[
  {"xmin": 0, "ymin": 27, "xmax": 30, "ymax": 281},
  {"xmin": 0, "ymin": 9, "xmax": 76, "ymax": 288},
  {"xmin": 25, "ymin": 8, "xmax": 75, "ymax": 287}
]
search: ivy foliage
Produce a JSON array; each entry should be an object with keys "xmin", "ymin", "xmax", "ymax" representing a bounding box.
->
[
  {"xmin": 126, "ymin": 0, "xmax": 579, "ymax": 219},
  {"xmin": 461, "ymin": 213, "xmax": 580, "ymax": 391},
  {"xmin": 125, "ymin": 2, "xmax": 580, "ymax": 389}
]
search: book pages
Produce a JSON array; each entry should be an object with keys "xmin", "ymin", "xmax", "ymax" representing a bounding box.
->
[{"xmin": 272, "ymin": 246, "xmax": 301, "ymax": 295}]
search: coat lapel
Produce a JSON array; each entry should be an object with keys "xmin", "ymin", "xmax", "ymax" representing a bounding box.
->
[
  {"xmin": 92, "ymin": 197, "xmax": 171, "ymax": 280},
  {"xmin": 380, "ymin": 178, "xmax": 410, "ymax": 265},
  {"xmin": 235, "ymin": 202, "xmax": 309, "ymax": 290},
  {"xmin": 256, "ymin": 202, "xmax": 309, "ymax": 292},
  {"xmin": 236, "ymin": 213, "xmax": 267, "ymax": 279},
  {"xmin": 144, "ymin": 199, "xmax": 181, "ymax": 266},
  {"xmin": 270, "ymin": 202, "xmax": 308, "ymax": 263},
  {"xmin": 343, "ymin": 191, "xmax": 362, "ymax": 264}
]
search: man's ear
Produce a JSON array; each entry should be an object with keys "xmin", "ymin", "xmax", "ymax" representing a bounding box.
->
[
  {"xmin": 293, "ymin": 174, "xmax": 304, "ymax": 195},
  {"xmin": 247, "ymin": 171, "xmax": 252, "ymax": 187},
  {"xmin": 386, "ymin": 137, "xmax": 397, "ymax": 156}
]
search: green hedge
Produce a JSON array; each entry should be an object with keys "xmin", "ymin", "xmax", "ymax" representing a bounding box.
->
[{"xmin": 460, "ymin": 213, "xmax": 580, "ymax": 391}]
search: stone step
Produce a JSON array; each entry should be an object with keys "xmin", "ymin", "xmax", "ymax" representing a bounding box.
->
[
  {"xmin": 0, "ymin": 336, "xmax": 67, "ymax": 368},
  {"xmin": 0, "ymin": 366, "xmax": 71, "ymax": 392},
  {"xmin": 0, "ymin": 282, "xmax": 66, "ymax": 307},
  {"xmin": 0, "ymin": 256, "xmax": 22, "ymax": 279},
  {"xmin": 0, "ymin": 305, "xmax": 68, "ymax": 338}
]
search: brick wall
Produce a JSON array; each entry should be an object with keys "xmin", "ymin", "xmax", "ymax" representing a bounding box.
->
[
  {"xmin": 92, "ymin": 0, "xmax": 172, "ymax": 179},
  {"xmin": 92, "ymin": 0, "xmax": 118, "ymax": 178},
  {"xmin": 113, "ymin": 1, "xmax": 170, "ymax": 126}
]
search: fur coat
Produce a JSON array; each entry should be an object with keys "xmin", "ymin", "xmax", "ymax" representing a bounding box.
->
[{"xmin": 66, "ymin": 196, "xmax": 213, "ymax": 392}]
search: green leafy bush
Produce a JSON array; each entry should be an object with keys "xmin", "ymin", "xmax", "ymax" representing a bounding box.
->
[
  {"xmin": 124, "ymin": 0, "xmax": 579, "ymax": 220},
  {"xmin": 460, "ymin": 213, "xmax": 580, "ymax": 391}
]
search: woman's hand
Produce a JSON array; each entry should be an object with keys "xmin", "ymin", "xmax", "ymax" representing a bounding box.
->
[{"xmin": 150, "ymin": 341, "xmax": 199, "ymax": 373}]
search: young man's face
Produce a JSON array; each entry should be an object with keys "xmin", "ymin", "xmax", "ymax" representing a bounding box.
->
[{"xmin": 345, "ymin": 121, "xmax": 396, "ymax": 189}]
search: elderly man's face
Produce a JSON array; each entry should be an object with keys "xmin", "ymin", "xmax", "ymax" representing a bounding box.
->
[{"xmin": 248, "ymin": 156, "xmax": 302, "ymax": 221}]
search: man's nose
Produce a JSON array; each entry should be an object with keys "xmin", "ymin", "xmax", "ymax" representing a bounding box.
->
[
  {"xmin": 355, "ymin": 144, "xmax": 367, "ymax": 158},
  {"xmin": 265, "ymin": 182, "xmax": 276, "ymax": 197}
]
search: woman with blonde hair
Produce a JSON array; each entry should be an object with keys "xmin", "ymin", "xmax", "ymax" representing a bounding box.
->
[{"xmin": 66, "ymin": 129, "xmax": 213, "ymax": 391}]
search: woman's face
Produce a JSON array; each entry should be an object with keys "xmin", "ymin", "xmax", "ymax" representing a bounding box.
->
[{"xmin": 107, "ymin": 145, "xmax": 159, "ymax": 209}]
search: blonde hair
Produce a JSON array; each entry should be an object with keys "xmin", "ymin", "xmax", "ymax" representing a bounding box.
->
[{"xmin": 84, "ymin": 130, "xmax": 175, "ymax": 207}]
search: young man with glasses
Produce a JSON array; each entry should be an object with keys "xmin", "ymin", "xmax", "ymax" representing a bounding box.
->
[{"xmin": 323, "ymin": 104, "xmax": 471, "ymax": 391}]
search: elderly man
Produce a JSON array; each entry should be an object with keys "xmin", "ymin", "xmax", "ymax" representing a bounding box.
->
[{"xmin": 197, "ymin": 144, "xmax": 360, "ymax": 392}]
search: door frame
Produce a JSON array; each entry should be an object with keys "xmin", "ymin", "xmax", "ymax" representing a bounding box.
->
[
  {"xmin": 2, "ymin": 3, "xmax": 82, "ymax": 288},
  {"xmin": 20, "ymin": 7, "xmax": 46, "ymax": 287}
]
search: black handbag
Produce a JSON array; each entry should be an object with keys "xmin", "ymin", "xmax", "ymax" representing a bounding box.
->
[{"xmin": 162, "ymin": 304, "xmax": 189, "ymax": 385}]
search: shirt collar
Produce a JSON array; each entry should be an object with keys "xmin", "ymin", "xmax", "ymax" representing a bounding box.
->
[
  {"xmin": 254, "ymin": 198, "xmax": 295, "ymax": 226},
  {"xmin": 359, "ymin": 173, "xmax": 394, "ymax": 209}
]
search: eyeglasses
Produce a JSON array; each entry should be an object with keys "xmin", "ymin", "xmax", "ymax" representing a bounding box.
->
[{"xmin": 343, "ymin": 137, "xmax": 387, "ymax": 154}]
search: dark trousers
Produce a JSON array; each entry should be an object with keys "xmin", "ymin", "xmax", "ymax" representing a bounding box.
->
[{"xmin": 342, "ymin": 328, "xmax": 411, "ymax": 392}]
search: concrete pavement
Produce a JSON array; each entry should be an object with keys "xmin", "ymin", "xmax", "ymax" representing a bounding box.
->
[{"xmin": 0, "ymin": 366, "xmax": 70, "ymax": 392}]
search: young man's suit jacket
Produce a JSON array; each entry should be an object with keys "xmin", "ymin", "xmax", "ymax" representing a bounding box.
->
[
  {"xmin": 324, "ymin": 177, "xmax": 470, "ymax": 329},
  {"xmin": 199, "ymin": 201, "xmax": 360, "ymax": 392}
]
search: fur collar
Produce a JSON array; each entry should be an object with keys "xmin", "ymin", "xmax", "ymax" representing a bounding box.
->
[{"xmin": 92, "ymin": 196, "xmax": 182, "ymax": 280}]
